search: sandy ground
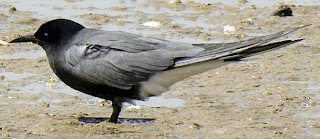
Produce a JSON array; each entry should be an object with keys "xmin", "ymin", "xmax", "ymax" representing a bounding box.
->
[{"xmin": 0, "ymin": 0, "xmax": 320, "ymax": 138}]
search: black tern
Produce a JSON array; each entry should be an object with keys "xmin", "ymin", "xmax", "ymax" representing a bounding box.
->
[{"xmin": 10, "ymin": 19, "xmax": 309, "ymax": 123}]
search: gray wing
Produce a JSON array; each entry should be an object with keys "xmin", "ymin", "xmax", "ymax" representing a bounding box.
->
[
  {"xmin": 66, "ymin": 30, "xmax": 204, "ymax": 90},
  {"xmin": 66, "ymin": 25, "xmax": 308, "ymax": 91}
]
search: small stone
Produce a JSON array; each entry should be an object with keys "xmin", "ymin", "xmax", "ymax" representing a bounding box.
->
[
  {"xmin": 239, "ymin": 18, "xmax": 253, "ymax": 25},
  {"xmin": 41, "ymin": 102, "xmax": 50, "ymax": 107},
  {"xmin": 238, "ymin": 0, "xmax": 248, "ymax": 4},
  {"xmin": 0, "ymin": 75, "xmax": 4, "ymax": 80},
  {"xmin": 168, "ymin": 0, "xmax": 181, "ymax": 4},
  {"xmin": 227, "ymin": 90, "xmax": 234, "ymax": 93},
  {"xmin": 97, "ymin": 99, "xmax": 106, "ymax": 106},
  {"xmin": 126, "ymin": 105, "xmax": 141, "ymax": 110},
  {"xmin": 142, "ymin": 21, "xmax": 162, "ymax": 29},
  {"xmin": 272, "ymin": 5, "xmax": 293, "ymax": 17},
  {"xmin": 223, "ymin": 25, "xmax": 237, "ymax": 35},
  {"xmin": 264, "ymin": 91, "xmax": 272, "ymax": 95},
  {"xmin": 274, "ymin": 131, "xmax": 283, "ymax": 134},
  {"xmin": 0, "ymin": 40, "xmax": 9, "ymax": 46},
  {"xmin": 49, "ymin": 77, "xmax": 59, "ymax": 83},
  {"xmin": 46, "ymin": 82, "xmax": 56, "ymax": 88},
  {"xmin": 176, "ymin": 122, "xmax": 183, "ymax": 127},
  {"xmin": 9, "ymin": 6, "xmax": 17, "ymax": 13},
  {"xmin": 193, "ymin": 123, "xmax": 202, "ymax": 129},
  {"xmin": 115, "ymin": 20, "xmax": 126, "ymax": 26},
  {"xmin": 252, "ymin": 84, "xmax": 261, "ymax": 87}
]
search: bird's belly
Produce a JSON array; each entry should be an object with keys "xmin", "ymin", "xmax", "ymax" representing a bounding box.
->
[
  {"xmin": 53, "ymin": 66, "xmax": 136, "ymax": 100},
  {"xmin": 48, "ymin": 61, "xmax": 105, "ymax": 98},
  {"xmin": 47, "ymin": 52, "xmax": 138, "ymax": 100}
]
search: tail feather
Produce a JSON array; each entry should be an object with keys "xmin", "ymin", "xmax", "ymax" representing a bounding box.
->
[
  {"xmin": 222, "ymin": 39, "xmax": 303, "ymax": 61},
  {"xmin": 175, "ymin": 24, "xmax": 310, "ymax": 67},
  {"xmin": 138, "ymin": 25, "xmax": 310, "ymax": 99}
]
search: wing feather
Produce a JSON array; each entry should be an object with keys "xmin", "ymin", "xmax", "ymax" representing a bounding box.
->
[
  {"xmin": 64, "ymin": 25, "xmax": 308, "ymax": 92},
  {"xmin": 65, "ymin": 30, "xmax": 202, "ymax": 90}
]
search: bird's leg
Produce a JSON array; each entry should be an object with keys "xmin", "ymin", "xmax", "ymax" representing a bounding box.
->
[{"xmin": 109, "ymin": 98, "xmax": 122, "ymax": 123}]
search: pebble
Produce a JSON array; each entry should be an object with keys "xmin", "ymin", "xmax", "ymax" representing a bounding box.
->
[
  {"xmin": 223, "ymin": 25, "xmax": 237, "ymax": 35},
  {"xmin": 0, "ymin": 40, "xmax": 9, "ymax": 46},
  {"xmin": 0, "ymin": 75, "xmax": 4, "ymax": 80},
  {"xmin": 46, "ymin": 82, "xmax": 56, "ymax": 88},
  {"xmin": 272, "ymin": 5, "xmax": 293, "ymax": 17},
  {"xmin": 97, "ymin": 99, "xmax": 106, "ymax": 106},
  {"xmin": 126, "ymin": 105, "xmax": 141, "ymax": 110},
  {"xmin": 142, "ymin": 21, "xmax": 162, "ymax": 29},
  {"xmin": 49, "ymin": 77, "xmax": 59, "ymax": 83},
  {"xmin": 9, "ymin": 6, "xmax": 16, "ymax": 12},
  {"xmin": 238, "ymin": 0, "xmax": 248, "ymax": 4},
  {"xmin": 41, "ymin": 102, "xmax": 50, "ymax": 107},
  {"xmin": 168, "ymin": 0, "xmax": 181, "ymax": 4}
]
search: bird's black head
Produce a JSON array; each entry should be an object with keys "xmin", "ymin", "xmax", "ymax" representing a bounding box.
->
[{"xmin": 10, "ymin": 19, "xmax": 85, "ymax": 48}]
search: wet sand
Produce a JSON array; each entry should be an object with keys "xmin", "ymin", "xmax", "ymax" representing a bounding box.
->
[{"xmin": 0, "ymin": 0, "xmax": 320, "ymax": 138}]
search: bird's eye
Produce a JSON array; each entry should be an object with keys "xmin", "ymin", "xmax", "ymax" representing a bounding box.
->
[{"xmin": 44, "ymin": 32, "xmax": 49, "ymax": 37}]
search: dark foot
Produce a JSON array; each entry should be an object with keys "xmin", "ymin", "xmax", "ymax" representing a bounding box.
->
[{"xmin": 109, "ymin": 98, "xmax": 122, "ymax": 123}]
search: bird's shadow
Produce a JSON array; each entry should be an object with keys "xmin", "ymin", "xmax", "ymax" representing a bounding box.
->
[{"xmin": 78, "ymin": 117, "xmax": 155, "ymax": 124}]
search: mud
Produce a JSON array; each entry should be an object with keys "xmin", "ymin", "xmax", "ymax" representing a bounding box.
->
[{"xmin": 0, "ymin": 0, "xmax": 320, "ymax": 138}]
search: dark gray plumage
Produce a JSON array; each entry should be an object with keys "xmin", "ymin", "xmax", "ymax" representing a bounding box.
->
[{"xmin": 10, "ymin": 19, "xmax": 309, "ymax": 123}]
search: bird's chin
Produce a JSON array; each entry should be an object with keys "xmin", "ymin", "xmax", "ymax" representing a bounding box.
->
[{"xmin": 9, "ymin": 35, "xmax": 39, "ymax": 44}]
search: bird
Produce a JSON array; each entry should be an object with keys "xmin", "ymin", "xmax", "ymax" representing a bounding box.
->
[{"xmin": 10, "ymin": 19, "xmax": 309, "ymax": 123}]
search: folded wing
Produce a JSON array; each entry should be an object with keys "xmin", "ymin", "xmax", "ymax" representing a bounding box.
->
[{"xmin": 65, "ymin": 25, "xmax": 308, "ymax": 97}]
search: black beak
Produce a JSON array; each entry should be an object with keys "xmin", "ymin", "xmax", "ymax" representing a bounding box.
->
[{"xmin": 9, "ymin": 35, "xmax": 39, "ymax": 43}]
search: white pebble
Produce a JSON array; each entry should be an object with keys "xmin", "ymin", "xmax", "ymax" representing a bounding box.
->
[
  {"xmin": 97, "ymin": 99, "xmax": 106, "ymax": 104},
  {"xmin": 49, "ymin": 77, "xmax": 59, "ymax": 83},
  {"xmin": 46, "ymin": 82, "xmax": 55, "ymax": 88},
  {"xmin": 142, "ymin": 21, "xmax": 162, "ymax": 29},
  {"xmin": 168, "ymin": 0, "xmax": 181, "ymax": 4},
  {"xmin": 126, "ymin": 105, "xmax": 141, "ymax": 110},
  {"xmin": 223, "ymin": 25, "xmax": 237, "ymax": 35},
  {"xmin": 0, "ymin": 40, "xmax": 9, "ymax": 45}
]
